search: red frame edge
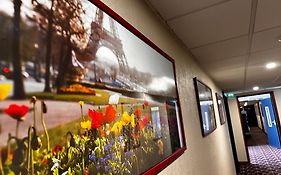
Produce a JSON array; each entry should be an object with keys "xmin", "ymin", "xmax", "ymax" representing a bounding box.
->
[
  {"xmin": 88, "ymin": 0, "xmax": 187, "ymax": 174},
  {"xmin": 143, "ymin": 147, "xmax": 186, "ymax": 175}
]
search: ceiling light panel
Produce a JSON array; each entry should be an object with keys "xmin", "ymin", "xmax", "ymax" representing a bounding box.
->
[{"xmin": 266, "ymin": 62, "xmax": 277, "ymax": 69}]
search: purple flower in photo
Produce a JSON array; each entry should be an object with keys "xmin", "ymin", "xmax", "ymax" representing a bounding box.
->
[
  {"xmin": 110, "ymin": 139, "xmax": 114, "ymax": 145},
  {"xmin": 118, "ymin": 136, "xmax": 125, "ymax": 142},
  {"xmin": 104, "ymin": 144, "xmax": 111, "ymax": 152},
  {"xmin": 106, "ymin": 166, "xmax": 113, "ymax": 173},
  {"xmin": 111, "ymin": 153, "xmax": 116, "ymax": 159},
  {"xmin": 146, "ymin": 124, "xmax": 152, "ymax": 129},
  {"xmin": 105, "ymin": 154, "xmax": 111, "ymax": 160},
  {"xmin": 99, "ymin": 157, "xmax": 106, "ymax": 163},
  {"xmin": 89, "ymin": 154, "xmax": 96, "ymax": 161},
  {"xmin": 125, "ymin": 151, "xmax": 134, "ymax": 157}
]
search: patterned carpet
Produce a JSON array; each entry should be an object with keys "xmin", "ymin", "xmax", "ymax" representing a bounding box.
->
[
  {"xmin": 239, "ymin": 145, "xmax": 281, "ymax": 174},
  {"xmin": 239, "ymin": 127, "xmax": 281, "ymax": 174}
]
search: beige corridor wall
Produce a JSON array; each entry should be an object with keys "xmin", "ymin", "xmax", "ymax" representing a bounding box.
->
[
  {"xmin": 98, "ymin": 0, "xmax": 236, "ymax": 174},
  {"xmin": 228, "ymin": 99, "xmax": 248, "ymax": 162}
]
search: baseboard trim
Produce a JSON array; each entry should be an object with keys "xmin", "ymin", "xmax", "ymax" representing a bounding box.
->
[{"xmin": 239, "ymin": 161, "xmax": 249, "ymax": 165}]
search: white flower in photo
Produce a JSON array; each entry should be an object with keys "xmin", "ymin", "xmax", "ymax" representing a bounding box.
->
[{"xmin": 51, "ymin": 158, "xmax": 61, "ymax": 171}]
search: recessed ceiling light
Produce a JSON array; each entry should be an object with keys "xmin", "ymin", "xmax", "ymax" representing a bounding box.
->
[
  {"xmin": 278, "ymin": 39, "xmax": 281, "ymax": 42},
  {"xmin": 253, "ymin": 86, "xmax": 259, "ymax": 91},
  {"xmin": 266, "ymin": 62, "xmax": 277, "ymax": 69}
]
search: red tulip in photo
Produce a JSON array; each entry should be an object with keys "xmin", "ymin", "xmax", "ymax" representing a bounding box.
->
[
  {"xmin": 104, "ymin": 105, "xmax": 116, "ymax": 124},
  {"xmin": 88, "ymin": 109, "xmax": 104, "ymax": 129},
  {"xmin": 139, "ymin": 116, "xmax": 150, "ymax": 131},
  {"xmin": 135, "ymin": 109, "xmax": 141, "ymax": 118},
  {"xmin": 3, "ymin": 104, "xmax": 29, "ymax": 137},
  {"xmin": 143, "ymin": 101, "xmax": 149, "ymax": 107},
  {"xmin": 52, "ymin": 145, "xmax": 62, "ymax": 154},
  {"xmin": 4, "ymin": 104, "xmax": 29, "ymax": 121}
]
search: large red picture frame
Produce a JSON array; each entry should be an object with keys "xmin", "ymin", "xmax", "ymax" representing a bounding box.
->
[
  {"xmin": 91, "ymin": 1, "xmax": 187, "ymax": 174},
  {"xmin": 0, "ymin": 0, "xmax": 186, "ymax": 174}
]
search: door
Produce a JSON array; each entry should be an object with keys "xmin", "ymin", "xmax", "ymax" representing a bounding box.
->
[{"xmin": 261, "ymin": 98, "xmax": 281, "ymax": 148}]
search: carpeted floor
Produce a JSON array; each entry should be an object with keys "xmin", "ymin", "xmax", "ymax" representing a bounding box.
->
[
  {"xmin": 239, "ymin": 127, "xmax": 281, "ymax": 175},
  {"xmin": 239, "ymin": 145, "xmax": 281, "ymax": 174},
  {"xmin": 245, "ymin": 127, "xmax": 268, "ymax": 146}
]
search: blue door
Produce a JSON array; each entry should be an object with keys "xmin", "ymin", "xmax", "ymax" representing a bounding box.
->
[{"xmin": 261, "ymin": 98, "xmax": 281, "ymax": 148}]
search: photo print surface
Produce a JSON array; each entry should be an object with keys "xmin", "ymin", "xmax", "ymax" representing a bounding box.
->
[
  {"xmin": 216, "ymin": 93, "xmax": 226, "ymax": 125},
  {"xmin": 194, "ymin": 78, "xmax": 216, "ymax": 137},
  {"xmin": 0, "ymin": 0, "xmax": 185, "ymax": 174}
]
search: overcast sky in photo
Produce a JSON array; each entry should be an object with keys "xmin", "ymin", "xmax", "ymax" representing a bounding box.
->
[{"xmin": 0, "ymin": 0, "xmax": 175, "ymax": 81}]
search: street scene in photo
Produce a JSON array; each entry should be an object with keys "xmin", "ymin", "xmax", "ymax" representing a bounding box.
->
[{"xmin": 0, "ymin": 0, "xmax": 183, "ymax": 174}]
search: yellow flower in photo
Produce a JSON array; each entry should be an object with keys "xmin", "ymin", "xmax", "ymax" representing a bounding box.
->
[
  {"xmin": 95, "ymin": 138, "xmax": 101, "ymax": 148},
  {"xmin": 157, "ymin": 139, "xmax": 164, "ymax": 156},
  {"xmin": 0, "ymin": 84, "xmax": 11, "ymax": 101},
  {"xmin": 80, "ymin": 120, "xmax": 91, "ymax": 130},
  {"xmin": 122, "ymin": 112, "xmax": 131, "ymax": 124},
  {"xmin": 122, "ymin": 112, "xmax": 135, "ymax": 125},
  {"xmin": 79, "ymin": 101, "xmax": 84, "ymax": 106},
  {"xmin": 131, "ymin": 114, "xmax": 135, "ymax": 127},
  {"xmin": 111, "ymin": 121, "xmax": 123, "ymax": 135}
]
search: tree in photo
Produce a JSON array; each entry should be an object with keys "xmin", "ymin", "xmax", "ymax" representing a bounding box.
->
[
  {"xmin": 30, "ymin": 0, "xmax": 87, "ymax": 91},
  {"xmin": 31, "ymin": 0, "xmax": 55, "ymax": 92},
  {"xmin": 0, "ymin": 12, "xmax": 13, "ymax": 63},
  {"xmin": 54, "ymin": 0, "xmax": 87, "ymax": 90},
  {"xmin": 12, "ymin": 0, "xmax": 25, "ymax": 99}
]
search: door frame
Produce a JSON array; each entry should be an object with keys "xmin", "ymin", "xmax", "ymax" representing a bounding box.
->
[
  {"xmin": 223, "ymin": 92, "xmax": 239, "ymax": 173},
  {"xmin": 236, "ymin": 91, "xmax": 281, "ymax": 163},
  {"xmin": 235, "ymin": 97, "xmax": 250, "ymax": 163}
]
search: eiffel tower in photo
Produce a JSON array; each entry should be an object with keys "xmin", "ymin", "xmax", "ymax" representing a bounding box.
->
[{"xmin": 81, "ymin": 8, "xmax": 129, "ymax": 76}]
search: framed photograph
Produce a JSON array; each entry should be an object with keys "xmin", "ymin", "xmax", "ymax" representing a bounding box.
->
[
  {"xmin": 193, "ymin": 77, "xmax": 217, "ymax": 137},
  {"xmin": 0, "ymin": 0, "xmax": 186, "ymax": 174},
  {"xmin": 216, "ymin": 93, "xmax": 226, "ymax": 125}
]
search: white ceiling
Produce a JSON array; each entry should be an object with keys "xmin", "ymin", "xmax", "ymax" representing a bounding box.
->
[{"xmin": 146, "ymin": 0, "xmax": 281, "ymax": 92}]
